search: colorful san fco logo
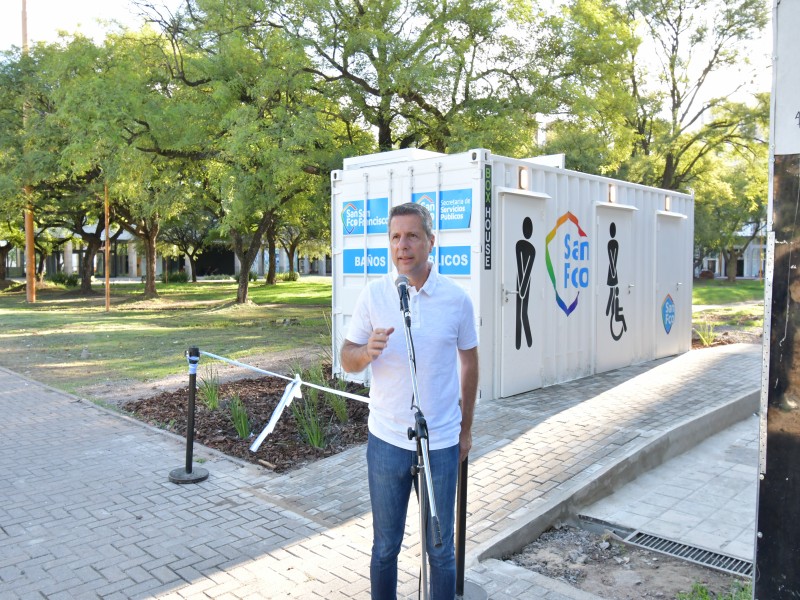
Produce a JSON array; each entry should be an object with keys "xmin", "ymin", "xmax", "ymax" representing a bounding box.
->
[
  {"xmin": 414, "ymin": 193, "xmax": 436, "ymax": 216},
  {"xmin": 545, "ymin": 212, "xmax": 590, "ymax": 316}
]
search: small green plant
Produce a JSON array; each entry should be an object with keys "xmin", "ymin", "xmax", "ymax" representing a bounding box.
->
[
  {"xmin": 326, "ymin": 376, "xmax": 350, "ymax": 424},
  {"xmin": 675, "ymin": 581, "xmax": 751, "ymax": 600},
  {"xmin": 198, "ymin": 365, "xmax": 220, "ymax": 410},
  {"xmin": 279, "ymin": 270, "xmax": 300, "ymax": 282},
  {"xmin": 157, "ymin": 418, "xmax": 176, "ymax": 430},
  {"xmin": 203, "ymin": 274, "xmax": 233, "ymax": 280},
  {"xmin": 229, "ymin": 393, "xmax": 251, "ymax": 439},
  {"xmin": 48, "ymin": 271, "xmax": 79, "ymax": 287},
  {"xmin": 693, "ymin": 321, "xmax": 718, "ymax": 347},
  {"xmin": 303, "ymin": 361, "xmax": 349, "ymax": 425},
  {"xmin": 292, "ymin": 375, "xmax": 327, "ymax": 449},
  {"xmin": 248, "ymin": 271, "xmax": 259, "ymax": 282},
  {"xmin": 160, "ymin": 270, "xmax": 189, "ymax": 283}
]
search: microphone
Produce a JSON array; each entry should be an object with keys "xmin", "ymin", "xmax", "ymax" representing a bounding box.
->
[{"xmin": 395, "ymin": 275, "xmax": 412, "ymax": 327}]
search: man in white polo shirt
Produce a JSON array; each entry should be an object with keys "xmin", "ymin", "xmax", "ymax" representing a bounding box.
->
[{"xmin": 340, "ymin": 202, "xmax": 479, "ymax": 600}]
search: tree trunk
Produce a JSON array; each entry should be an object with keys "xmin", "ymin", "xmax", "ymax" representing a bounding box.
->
[
  {"xmin": 37, "ymin": 253, "xmax": 46, "ymax": 280},
  {"xmin": 0, "ymin": 244, "xmax": 10, "ymax": 280},
  {"xmin": 80, "ymin": 239, "xmax": 101, "ymax": 293},
  {"xmin": 236, "ymin": 268, "xmax": 250, "ymax": 303},
  {"xmin": 287, "ymin": 245, "xmax": 297, "ymax": 275},
  {"xmin": 143, "ymin": 233, "xmax": 159, "ymax": 298},
  {"xmin": 189, "ymin": 255, "xmax": 198, "ymax": 283},
  {"xmin": 266, "ymin": 233, "xmax": 277, "ymax": 285},
  {"xmin": 232, "ymin": 214, "xmax": 272, "ymax": 303},
  {"xmin": 723, "ymin": 249, "xmax": 739, "ymax": 283}
]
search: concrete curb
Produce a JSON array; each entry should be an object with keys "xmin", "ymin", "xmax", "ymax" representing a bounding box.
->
[{"xmin": 472, "ymin": 388, "xmax": 760, "ymax": 563}]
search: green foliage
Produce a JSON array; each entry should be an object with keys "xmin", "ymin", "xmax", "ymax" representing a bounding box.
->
[
  {"xmin": 199, "ymin": 365, "xmax": 221, "ymax": 410},
  {"xmin": 302, "ymin": 361, "xmax": 348, "ymax": 425},
  {"xmin": 326, "ymin": 376, "xmax": 350, "ymax": 425},
  {"xmin": 693, "ymin": 322, "xmax": 718, "ymax": 347},
  {"xmin": 160, "ymin": 270, "xmax": 189, "ymax": 284},
  {"xmin": 292, "ymin": 389, "xmax": 327, "ymax": 450},
  {"xmin": 675, "ymin": 581, "xmax": 751, "ymax": 600},
  {"xmin": 279, "ymin": 271, "xmax": 300, "ymax": 282},
  {"xmin": 248, "ymin": 271, "xmax": 259, "ymax": 282},
  {"xmin": 229, "ymin": 393, "xmax": 251, "ymax": 439},
  {"xmin": 47, "ymin": 271, "xmax": 79, "ymax": 287}
]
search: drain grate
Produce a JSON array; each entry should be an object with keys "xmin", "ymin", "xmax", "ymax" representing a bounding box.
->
[{"xmin": 624, "ymin": 531, "xmax": 753, "ymax": 577}]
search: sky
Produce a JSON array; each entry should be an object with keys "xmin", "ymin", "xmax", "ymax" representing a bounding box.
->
[
  {"xmin": 0, "ymin": 0, "xmax": 179, "ymax": 50},
  {"xmin": 0, "ymin": 0, "xmax": 774, "ymax": 100}
]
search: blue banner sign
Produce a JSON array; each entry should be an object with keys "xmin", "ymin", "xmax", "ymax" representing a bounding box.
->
[
  {"xmin": 342, "ymin": 248, "xmax": 389, "ymax": 274},
  {"xmin": 439, "ymin": 189, "xmax": 472, "ymax": 229},
  {"xmin": 413, "ymin": 189, "xmax": 472, "ymax": 230},
  {"xmin": 436, "ymin": 246, "xmax": 471, "ymax": 276},
  {"xmin": 341, "ymin": 198, "xmax": 390, "ymax": 235}
]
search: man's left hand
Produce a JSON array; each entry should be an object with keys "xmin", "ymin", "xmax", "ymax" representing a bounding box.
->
[{"xmin": 459, "ymin": 429, "xmax": 472, "ymax": 463}]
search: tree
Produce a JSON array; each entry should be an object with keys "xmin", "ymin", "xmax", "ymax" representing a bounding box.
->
[
  {"xmin": 693, "ymin": 93, "xmax": 768, "ymax": 282},
  {"xmin": 278, "ymin": 0, "xmax": 633, "ymax": 155},
  {"xmin": 160, "ymin": 206, "xmax": 220, "ymax": 283},
  {"xmin": 541, "ymin": 0, "xmax": 768, "ymax": 190},
  {"xmin": 621, "ymin": 0, "xmax": 768, "ymax": 191},
  {"xmin": 277, "ymin": 189, "xmax": 330, "ymax": 278},
  {"xmin": 135, "ymin": 0, "xmax": 361, "ymax": 302}
]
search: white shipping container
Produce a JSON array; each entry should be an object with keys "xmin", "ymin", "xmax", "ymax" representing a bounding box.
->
[{"xmin": 331, "ymin": 149, "xmax": 693, "ymax": 401}]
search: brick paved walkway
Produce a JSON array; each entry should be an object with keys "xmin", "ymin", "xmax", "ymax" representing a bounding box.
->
[{"xmin": 0, "ymin": 343, "xmax": 760, "ymax": 599}]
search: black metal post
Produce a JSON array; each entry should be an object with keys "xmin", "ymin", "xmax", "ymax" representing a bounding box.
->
[
  {"xmin": 169, "ymin": 347, "xmax": 209, "ymax": 484},
  {"xmin": 455, "ymin": 457, "xmax": 468, "ymax": 596},
  {"xmin": 455, "ymin": 455, "xmax": 487, "ymax": 600}
]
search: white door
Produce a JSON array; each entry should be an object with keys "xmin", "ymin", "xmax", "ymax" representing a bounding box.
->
[
  {"xmin": 655, "ymin": 214, "xmax": 686, "ymax": 358},
  {"xmin": 595, "ymin": 207, "xmax": 636, "ymax": 373},
  {"xmin": 500, "ymin": 192, "xmax": 547, "ymax": 397}
]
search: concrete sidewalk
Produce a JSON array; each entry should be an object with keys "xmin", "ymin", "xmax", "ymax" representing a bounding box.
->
[{"xmin": 0, "ymin": 343, "xmax": 761, "ymax": 599}]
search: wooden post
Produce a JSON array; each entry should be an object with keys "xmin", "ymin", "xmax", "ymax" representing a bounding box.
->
[{"xmin": 22, "ymin": 0, "xmax": 35, "ymax": 304}]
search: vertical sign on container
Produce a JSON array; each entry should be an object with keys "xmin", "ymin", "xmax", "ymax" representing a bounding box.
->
[{"xmin": 484, "ymin": 165, "xmax": 492, "ymax": 270}]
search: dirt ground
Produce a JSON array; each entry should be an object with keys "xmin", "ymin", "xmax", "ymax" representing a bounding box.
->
[
  {"xmin": 120, "ymin": 365, "xmax": 369, "ymax": 473},
  {"xmin": 507, "ymin": 524, "xmax": 750, "ymax": 599}
]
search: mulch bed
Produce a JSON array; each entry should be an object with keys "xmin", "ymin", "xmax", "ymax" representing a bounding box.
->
[{"xmin": 123, "ymin": 374, "xmax": 369, "ymax": 473}]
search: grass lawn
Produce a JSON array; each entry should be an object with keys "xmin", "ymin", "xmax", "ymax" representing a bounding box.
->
[
  {"xmin": 0, "ymin": 276, "xmax": 333, "ymax": 396},
  {"xmin": 692, "ymin": 278, "xmax": 765, "ymax": 335},
  {"xmin": 692, "ymin": 278, "xmax": 765, "ymax": 305},
  {"xmin": 0, "ymin": 274, "xmax": 766, "ymax": 398}
]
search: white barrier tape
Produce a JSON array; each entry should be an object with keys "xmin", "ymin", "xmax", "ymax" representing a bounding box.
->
[
  {"xmin": 200, "ymin": 351, "xmax": 293, "ymax": 382},
  {"xmin": 197, "ymin": 349, "xmax": 370, "ymax": 452},
  {"xmin": 249, "ymin": 376, "xmax": 303, "ymax": 452}
]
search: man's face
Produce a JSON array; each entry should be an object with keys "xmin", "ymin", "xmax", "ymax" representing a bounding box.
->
[{"xmin": 389, "ymin": 213, "xmax": 435, "ymax": 281}]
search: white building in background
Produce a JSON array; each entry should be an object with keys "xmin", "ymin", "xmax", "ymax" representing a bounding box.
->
[
  {"xmin": 697, "ymin": 222, "xmax": 767, "ymax": 279},
  {"xmin": 4, "ymin": 233, "xmax": 330, "ymax": 281}
]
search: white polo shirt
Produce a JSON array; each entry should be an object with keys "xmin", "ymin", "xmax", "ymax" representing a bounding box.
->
[{"xmin": 346, "ymin": 267, "xmax": 478, "ymax": 451}]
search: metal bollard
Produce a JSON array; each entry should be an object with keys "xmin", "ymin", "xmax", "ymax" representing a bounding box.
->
[
  {"xmin": 455, "ymin": 456, "xmax": 487, "ymax": 600},
  {"xmin": 169, "ymin": 347, "xmax": 209, "ymax": 484}
]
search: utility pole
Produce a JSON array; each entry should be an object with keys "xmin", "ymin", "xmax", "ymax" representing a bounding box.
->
[{"xmin": 22, "ymin": 0, "xmax": 36, "ymax": 303}]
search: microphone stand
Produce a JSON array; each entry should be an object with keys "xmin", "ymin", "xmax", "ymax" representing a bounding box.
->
[{"xmin": 397, "ymin": 279, "xmax": 442, "ymax": 600}]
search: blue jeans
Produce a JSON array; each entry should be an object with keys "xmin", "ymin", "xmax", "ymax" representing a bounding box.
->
[{"xmin": 367, "ymin": 432, "xmax": 459, "ymax": 600}]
